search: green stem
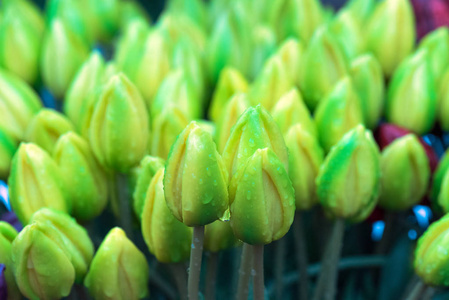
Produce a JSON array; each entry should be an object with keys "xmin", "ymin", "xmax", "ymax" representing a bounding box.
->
[
  {"xmin": 236, "ymin": 244, "xmax": 252, "ymax": 300},
  {"xmin": 253, "ymin": 245, "xmax": 265, "ymax": 300},
  {"xmin": 169, "ymin": 263, "xmax": 187, "ymax": 300},
  {"xmin": 116, "ymin": 173, "xmax": 133, "ymax": 241},
  {"xmin": 205, "ymin": 252, "xmax": 219, "ymax": 300},
  {"xmin": 293, "ymin": 212, "xmax": 309, "ymax": 300},
  {"xmin": 312, "ymin": 218, "xmax": 345, "ymax": 300},
  {"xmin": 404, "ymin": 280, "xmax": 426, "ymax": 300},
  {"xmin": 188, "ymin": 226, "xmax": 205, "ymax": 300},
  {"xmin": 274, "ymin": 237, "xmax": 286, "ymax": 300}
]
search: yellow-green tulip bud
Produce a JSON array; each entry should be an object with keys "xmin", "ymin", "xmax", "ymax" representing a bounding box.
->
[
  {"xmin": 120, "ymin": 0, "xmax": 151, "ymax": 28},
  {"xmin": 271, "ymin": 88, "xmax": 316, "ymax": 136},
  {"xmin": 315, "ymin": 77, "xmax": 364, "ymax": 152},
  {"xmin": 24, "ymin": 109, "xmax": 75, "ymax": 154},
  {"xmin": 40, "ymin": 18, "xmax": 89, "ymax": 99},
  {"xmin": 215, "ymin": 93, "xmax": 251, "ymax": 153},
  {"xmin": 275, "ymin": 38, "xmax": 305, "ymax": 88},
  {"xmin": 0, "ymin": 69, "xmax": 41, "ymax": 141},
  {"xmin": 415, "ymin": 214, "xmax": 449, "ymax": 286},
  {"xmin": 3, "ymin": 0, "xmax": 44, "ymax": 34},
  {"xmin": 223, "ymin": 104, "xmax": 289, "ymax": 179},
  {"xmin": 142, "ymin": 168, "xmax": 192, "ymax": 263},
  {"xmin": 316, "ymin": 125, "xmax": 381, "ymax": 222},
  {"xmin": 438, "ymin": 69, "xmax": 449, "ymax": 131},
  {"xmin": 0, "ymin": 129, "xmax": 18, "ymax": 180},
  {"xmin": 286, "ymin": 124, "xmax": 324, "ymax": 210},
  {"xmin": 133, "ymin": 156, "xmax": 165, "ymax": 220},
  {"xmin": 89, "ymin": 73, "xmax": 150, "ymax": 172},
  {"xmin": 378, "ymin": 134, "xmax": 429, "ymax": 211},
  {"xmin": 86, "ymin": 0, "xmax": 120, "ymax": 41},
  {"xmin": 431, "ymin": 149, "xmax": 449, "ymax": 212},
  {"xmin": 196, "ymin": 120, "xmax": 216, "ymax": 137},
  {"xmin": 53, "ymin": 132, "xmax": 108, "ymax": 221},
  {"xmin": 346, "ymin": 0, "xmax": 375, "ymax": 22},
  {"xmin": 164, "ymin": 121, "xmax": 229, "ymax": 226},
  {"xmin": 386, "ymin": 50, "xmax": 437, "ymax": 135},
  {"xmin": 204, "ymin": 220, "xmax": 240, "ymax": 253},
  {"xmin": 250, "ymin": 25, "xmax": 277, "ymax": 79},
  {"xmin": 29, "ymin": 208, "xmax": 94, "ymax": 283},
  {"xmin": 300, "ymin": 25, "xmax": 349, "ymax": 110},
  {"xmin": 418, "ymin": 27, "xmax": 449, "ymax": 83},
  {"xmin": 84, "ymin": 227, "xmax": 149, "ymax": 300},
  {"xmin": 249, "ymin": 55, "xmax": 294, "ymax": 111},
  {"xmin": 208, "ymin": 67, "xmax": 249, "ymax": 122},
  {"xmin": 166, "ymin": 0, "xmax": 207, "ymax": 28},
  {"xmin": 366, "ymin": 0, "xmax": 416, "ymax": 77},
  {"xmin": 350, "ymin": 54, "xmax": 385, "ymax": 129},
  {"xmin": 9, "ymin": 143, "xmax": 70, "ymax": 225},
  {"xmin": 0, "ymin": 222, "xmax": 20, "ymax": 300},
  {"xmin": 11, "ymin": 223, "xmax": 75, "ymax": 300},
  {"xmin": 330, "ymin": 10, "xmax": 364, "ymax": 60},
  {"xmin": 63, "ymin": 51, "xmax": 106, "ymax": 131},
  {"xmin": 229, "ymin": 148, "xmax": 295, "ymax": 245}
]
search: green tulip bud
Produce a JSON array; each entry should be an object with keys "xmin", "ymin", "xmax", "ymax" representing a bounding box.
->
[
  {"xmin": 3, "ymin": 0, "xmax": 44, "ymax": 34},
  {"xmin": 166, "ymin": 0, "xmax": 207, "ymax": 28},
  {"xmin": 378, "ymin": 134, "xmax": 429, "ymax": 211},
  {"xmin": 204, "ymin": 220, "xmax": 240, "ymax": 253},
  {"xmin": 286, "ymin": 124, "xmax": 324, "ymax": 210},
  {"xmin": 196, "ymin": 120, "xmax": 216, "ymax": 137},
  {"xmin": 164, "ymin": 121, "xmax": 229, "ymax": 226},
  {"xmin": 53, "ymin": 132, "xmax": 108, "ymax": 221},
  {"xmin": 271, "ymin": 88, "xmax": 316, "ymax": 136},
  {"xmin": 415, "ymin": 213, "xmax": 449, "ymax": 286},
  {"xmin": 316, "ymin": 125, "xmax": 381, "ymax": 222},
  {"xmin": 223, "ymin": 104, "xmax": 289, "ymax": 179},
  {"xmin": 249, "ymin": 55, "xmax": 294, "ymax": 111},
  {"xmin": 366, "ymin": 0, "xmax": 416, "ymax": 77},
  {"xmin": 11, "ymin": 223, "xmax": 75, "ymax": 300},
  {"xmin": 0, "ymin": 2, "xmax": 44, "ymax": 84},
  {"xmin": 330, "ymin": 10, "xmax": 364, "ymax": 60},
  {"xmin": 142, "ymin": 168, "xmax": 192, "ymax": 263},
  {"xmin": 89, "ymin": 73, "xmax": 150, "ymax": 172},
  {"xmin": 275, "ymin": 38, "xmax": 305, "ymax": 88},
  {"xmin": 0, "ymin": 222, "xmax": 20, "ymax": 300},
  {"xmin": 0, "ymin": 69, "xmax": 41, "ymax": 141},
  {"xmin": 24, "ymin": 109, "xmax": 75, "ymax": 154},
  {"xmin": 208, "ymin": 67, "xmax": 249, "ymax": 122},
  {"xmin": 431, "ymin": 149, "xmax": 449, "ymax": 212},
  {"xmin": 133, "ymin": 155, "xmax": 165, "ymax": 220},
  {"xmin": 40, "ymin": 18, "xmax": 89, "ymax": 99},
  {"xmin": 0, "ymin": 129, "xmax": 18, "ymax": 179},
  {"xmin": 438, "ymin": 69, "xmax": 449, "ymax": 131},
  {"xmin": 300, "ymin": 25, "xmax": 349, "ymax": 110},
  {"xmin": 315, "ymin": 76, "xmax": 364, "ymax": 152},
  {"xmin": 418, "ymin": 27, "xmax": 449, "ymax": 83},
  {"xmin": 229, "ymin": 148, "xmax": 295, "ymax": 245},
  {"xmin": 29, "ymin": 208, "xmax": 94, "ymax": 282},
  {"xmin": 84, "ymin": 227, "xmax": 149, "ymax": 300},
  {"xmin": 86, "ymin": 0, "xmax": 120, "ymax": 41},
  {"xmin": 9, "ymin": 143, "xmax": 70, "ymax": 224},
  {"xmin": 346, "ymin": 0, "xmax": 375, "ymax": 22},
  {"xmin": 350, "ymin": 54, "xmax": 385, "ymax": 129},
  {"xmin": 120, "ymin": 0, "xmax": 151, "ymax": 28},
  {"xmin": 215, "ymin": 93, "xmax": 251, "ymax": 153},
  {"xmin": 386, "ymin": 49, "xmax": 437, "ymax": 135},
  {"xmin": 249, "ymin": 25, "xmax": 277, "ymax": 79}
]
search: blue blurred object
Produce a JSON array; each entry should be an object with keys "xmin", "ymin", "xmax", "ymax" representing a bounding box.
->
[
  {"xmin": 0, "ymin": 264, "xmax": 6, "ymax": 300},
  {"xmin": 408, "ymin": 229, "xmax": 417, "ymax": 240},
  {"xmin": 413, "ymin": 205, "xmax": 432, "ymax": 228},
  {"xmin": 422, "ymin": 134, "xmax": 445, "ymax": 158},
  {"xmin": 39, "ymin": 87, "xmax": 62, "ymax": 111},
  {"xmin": 372, "ymin": 220, "xmax": 385, "ymax": 241},
  {"xmin": 0, "ymin": 181, "xmax": 10, "ymax": 212}
]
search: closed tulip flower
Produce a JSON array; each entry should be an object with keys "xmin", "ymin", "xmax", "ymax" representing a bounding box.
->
[
  {"xmin": 431, "ymin": 149, "xmax": 449, "ymax": 212},
  {"xmin": 0, "ymin": 130, "xmax": 18, "ymax": 180},
  {"xmin": 330, "ymin": 10, "xmax": 365, "ymax": 60},
  {"xmin": 437, "ymin": 68, "xmax": 449, "ymax": 131},
  {"xmin": 346, "ymin": 0, "xmax": 375, "ymax": 22},
  {"xmin": 418, "ymin": 27, "xmax": 449, "ymax": 83},
  {"xmin": 0, "ymin": 222, "xmax": 20, "ymax": 300},
  {"xmin": 204, "ymin": 220, "xmax": 240, "ymax": 253},
  {"xmin": 276, "ymin": 38, "xmax": 305, "ymax": 87}
]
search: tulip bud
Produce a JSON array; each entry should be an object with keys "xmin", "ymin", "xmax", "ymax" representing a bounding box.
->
[
  {"xmin": 166, "ymin": 0, "xmax": 207, "ymax": 28},
  {"xmin": 24, "ymin": 109, "xmax": 75, "ymax": 154},
  {"xmin": 204, "ymin": 220, "xmax": 240, "ymax": 253},
  {"xmin": 2, "ymin": 0, "xmax": 44, "ymax": 33},
  {"xmin": 418, "ymin": 27, "xmax": 449, "ymax": 83},
  {"xmin": 330, "ymin": 10, "xmax": 365, "ymax": 60},
  {"xmin": 346, "ymin": 0, "xmax": 375, "ymax": 22},
  {"xmin": 314, "ymin": 77, "xmax": 364, "ymax": 152},
  {"xmin": 0, "ymin": 69, "xmax": 41, "ymax": 141},
  {"xmin": 86, "ymin": 0, "xmax": 120, "ymax": 41},
  {"xmin": 208, "ymin": 67, "xmax": 249, "ymax": 122},
  {"xmin": 89, "ymin": 73, "xmax": 150, "ymax": 172},
  {"xmin": 40, "ymin": 18, "xmax": 89, "ymax": 99},
  {"xmin": 11, "ymin": 223, "xmax": 75, "ymax": 300},
  {"xmin": 9, "ymin": 143, "xmax": 69, "ymax": 225},
  {"xmin": 249, "ymin": 55, "xmax": 294, "ymax": 111},
  {"xmin": 120, "ymin": 0, "xmax": 151, "ymax": 28},
  {"xmin": 286, "ymin": 124, "xmax": 324, "ymax": 210},
  {"xmin": 142, "ymin": 169, "xmax": 192, "ymax": 263},
  {"xmin": 164, "ymin": 122, "xmax": 229, "ymax": 226},
  {"xmin": 133, "ymin": 156, "xmax": 165, "ymax": 220},
  {"xmin": 439, "ymin": 69, "xmax": 449, "ymax": 131},
  {"xmin": 29, "ymin": 208, "xmax": 94, "ymax": 282},
  {"xmin": 378, "ymin": 134, "xmax": 429, "ymax": 211},
  {"xmin": 0, "ymin": 221, "xmax": 20, "ymax": 300},
  {"xmin": 271, "ymin": 88, "xmax": 316, "ymax": 136},
  {"xmin": 316, "ymin": 125, "xmax": 381, "ymax": 222},
  {"xmin": 431, "ymin": 149, "xmax": 449, "ymax": 212},
  {"xmin": 300, "ymin": 25, "xmax": 349, "ymax": 110},
  {"xmin": 366, "ymin": 0, "xmax": 416, "ymax": 77},
  {"xmin": 386, "ymin": 49, "xmax": 437, "ymax": 135},
  {"xmin": 53, "ymin": 132, "xmax": 108, "ymax": 221},
  {"xmin": 0, "ymin": 130, "xmax": 18, "ymax": 180},
  {"xmin": 229, "ymin": 148, "xmax": 295, "ymax": 245},
  {"xmin": 223, "ymin": 104, "xmax": 289, "ymax": 179},
  {"xmin": 215, "ymin": 93, "xmax": 251, "ymax": 153},
  {"xmin": 196, "ymin": 120, "xmax": 216, "ymax": 137},
  {"xmin": 415, "ymin": 214, "xmax": 449, "ymax": 286},
  {"xmin": 275, "ymin": 38, "xmax": 305, "ymax": 87},
  {"xmin": 350, "ymin": 54, "xmax": 385, "ymax": 129},
  {"xmin": 249, "ymin": 25, "xmax": 277, "ymax": 79},
  {"xmin": 84, "ymin": 227, "xmax": 149, "ymax": 300}
]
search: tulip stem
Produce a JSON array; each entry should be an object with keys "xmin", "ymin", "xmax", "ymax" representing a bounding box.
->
[
  {"xmin": 404, "ymin": 280, "xmax": 426, "ymax": 300},
  {"xmin": 293, "ymin": 212, "xmax": 309, "ymax": 300},
  {"xmin": 169, "ymin": 263, "xmax": 188, "ymax": 300},
  {"xmin": 236, "ymin": 243, "xmax": 252, "ymax": 300},
  {"xmin": 253, "ymin": 245, "xmax": 265, "ymax": 300},
  {"xmin": 205, "ymin": 252, "xmax": 219, "ymax": 300},
  {"xmin": 188, "ymin": 226, "xmax": 205, "ymax": 300},
  {"xmin": 116, "ymin": 173, "xmax": 133, "ymax": 241},
  {"xmin": 275, "ymin": 237, "xmax": 286, "ymax": 300},
  {"xmin": 312, "ymin": 218, "xmax": 345, "ymax": 300}
]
